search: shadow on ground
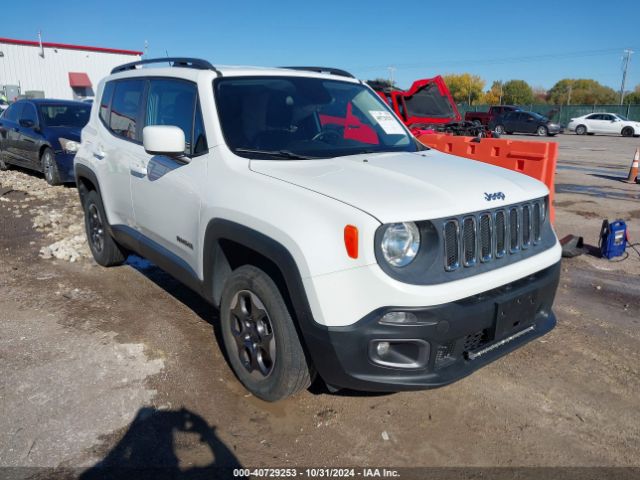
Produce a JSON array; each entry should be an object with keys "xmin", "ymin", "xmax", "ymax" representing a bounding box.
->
[
  {"xmin": 79, "ymin": 407, "xmax": 241, "ymax": 480},
  {"xmin": 124, "ymin": 255, "xmax": 392, "ymax": 400}
]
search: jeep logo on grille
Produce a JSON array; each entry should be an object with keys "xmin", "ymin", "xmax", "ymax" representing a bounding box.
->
[{"xmin": 484, "ymin": 192, "xmax": 506, "ymax": 201}]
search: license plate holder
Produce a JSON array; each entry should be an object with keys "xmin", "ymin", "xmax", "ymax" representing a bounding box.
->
[{"xmin": 495, "ymin": 291, "xmax": 538, "ymax": 340}]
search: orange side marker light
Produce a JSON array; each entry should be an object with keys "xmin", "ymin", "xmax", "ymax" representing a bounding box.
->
[{"xmin": 344, "ymin": 225, "xmax": 359, "ymax": 259}]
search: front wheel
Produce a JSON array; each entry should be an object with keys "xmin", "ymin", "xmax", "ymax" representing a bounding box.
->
[
  {"xmin": 622, "ymin": 127, "xmax": 634, "ymax": 137},
  {"xmin": 0, "ymin": 154, "xmax": 11, "ymax": 171},
  {"xmin": 41, "ymin": 148, "xmax": 61, "ymax": 186},
  {"xmin": 575, "ymin": 125, "xmax": 587, "ymax": 135},
  {"xmin": 494, "ymin": 125, "xmax": 505, "ymax": 135},
  {"xmin": 537, "ymin": 125, "xmax": 549, "ymax": 136},
  {"xmin": 220, "ymin": 265, "xmax": 314, "ymax": 401},
  {"xmin": 83, "ymin": 190, "xmax": 127, "ymax": 266}
]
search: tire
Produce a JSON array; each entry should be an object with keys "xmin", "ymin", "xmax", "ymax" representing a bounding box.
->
[
  {"xmin": 494, "ymin": 125, "xmax": 505, "ymax": 135},
  {"xmin": 0, "ymin": 154, "xmax": 11, "ymax": 171},
  {"xmin": 472, "ymin": 120, "xmax": 482, "ymax": 127},
  {"xmin": 575, "ymin": 125, "xmax": 587, "ymax": 135},
  {"xmin": 220, "ymin": 265, "xmax": 313, "ymax": 401},
  {"xmin": 537, "ymin": 125, "xmax": 549, "ymax": 136},
  {"xmin": 622, "ymin": 127, "xmax": 634, "ymax": 137},
  {"xmin": 82, "ymin": 190, "xmax": 127, "ymax": 267},
  {"xmin": 41, "ymin": 147, "xmax": 61, "ymax": 186}
]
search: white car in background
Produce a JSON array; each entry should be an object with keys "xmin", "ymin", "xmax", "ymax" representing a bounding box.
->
[{"xmin": 568, "ymin": 112, "xmax": 640, "ymax": 137}]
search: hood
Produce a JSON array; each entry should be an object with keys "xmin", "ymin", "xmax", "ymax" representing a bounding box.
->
[
  {"xmin": 44, "ymin": 126, "xmax": 82, "ymax": 141},
  {"xmin": 250, "ymin": 150, "xmax": 549, "ymax": 223},
  {"xmin": 396, "ymin": 76, "xmax": 461, "ymax": 126}
]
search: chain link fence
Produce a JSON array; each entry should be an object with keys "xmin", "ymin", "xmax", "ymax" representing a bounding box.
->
[{"xmin": 458, "ymin": 104, "xmax": 640, "ymax": 125}]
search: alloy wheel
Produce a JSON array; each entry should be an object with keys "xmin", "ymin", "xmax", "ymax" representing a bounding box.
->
[
  {"xmin": 87, "ymin": 203, "xmax": 105, "ymax": 253},
  {"xmin": 43, "ymin": 153, "xmax": 53, "ymax": 183},
  {"xmin": 229, "ymin": 290, "xmax": 276, "ymax": 379}
]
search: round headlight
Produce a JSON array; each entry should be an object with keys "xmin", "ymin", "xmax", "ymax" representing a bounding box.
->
[{"xmin": 381, "ymin": 222, "xmax": 420, "ymax": 267}]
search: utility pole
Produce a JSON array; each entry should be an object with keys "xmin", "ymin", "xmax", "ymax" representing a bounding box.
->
[
  {"xmin": 567, "ymin": 83, "xmax": 572, "ymax": 105},
  {"xmin": 620, "ymin": 49, "xmax": 633, "ymax": 105},
  {"xmin": 387, "ymin": 66, "xmax": 396, "ymax": 87}
]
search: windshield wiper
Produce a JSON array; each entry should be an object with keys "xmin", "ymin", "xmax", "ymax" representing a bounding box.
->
[{"xmin": 235, "ymin": 148, "xmax": 316, "ymax": 160}]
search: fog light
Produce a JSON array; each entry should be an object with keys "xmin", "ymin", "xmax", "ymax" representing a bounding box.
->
[
  {"xmin": 376, "ymin": 341, "xmax": 390, "ymax": 356},
  {"xmin": 380, "ymin": 311, "xmax": 418, "ymax": 325}
]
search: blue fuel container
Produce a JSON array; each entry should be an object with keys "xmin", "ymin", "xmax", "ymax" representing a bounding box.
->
[{"xmin": 599, "ymin": 219, "xmax": 627, "ymax": 259}]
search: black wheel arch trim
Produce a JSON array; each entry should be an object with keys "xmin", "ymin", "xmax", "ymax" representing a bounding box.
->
[{"xmin": 74, "ymin": 164, "xmax": 103, "ymax": 207}]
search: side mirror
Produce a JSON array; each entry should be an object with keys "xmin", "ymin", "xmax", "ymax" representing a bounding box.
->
[
  {"xmin": 19, "ymin": 119, "xmax": 35, "ymax": 128},
  {"xmin": 143, "ymin": 125, "xmax": 185, "ymax": 157}
]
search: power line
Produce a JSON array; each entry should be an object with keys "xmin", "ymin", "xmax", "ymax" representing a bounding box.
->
[{"xmin": 351, "ymin": 47, "xmax": 637, "ymax": 73}]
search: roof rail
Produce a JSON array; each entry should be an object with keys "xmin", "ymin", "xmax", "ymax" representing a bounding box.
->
[
  {"xmin": 111, "ymin": 57, "xmax": 221, "ymax": 76},
  {"xmin": 281, "ymin": 66, "xmax": 355, "ymax": 79}
]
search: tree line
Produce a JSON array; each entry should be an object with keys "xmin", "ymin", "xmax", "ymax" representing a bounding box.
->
[
  {"xmin": 367, "ymin": 74, "xmax": 640, "ymax": 105},
  {"xmin": 442, "ymin": 74, "xmax": 640, "ymax": 105}
]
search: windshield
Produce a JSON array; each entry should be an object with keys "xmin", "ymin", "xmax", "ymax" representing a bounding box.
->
[
  {"xmin": 39, "ymin": 104, "xmax": 91, "ymax": 128},
  {"xmin": 214, "ymin": 76, "xmax": 416, "ymax": 159},
  {"xmin": 616, "ymin": 114, "xmax": 629, "ymax": 121}
]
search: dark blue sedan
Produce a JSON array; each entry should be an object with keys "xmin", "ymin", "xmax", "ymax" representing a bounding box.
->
[{"xmin": 0, "ymin": 99, "xmax": 90, "ymax": 185}]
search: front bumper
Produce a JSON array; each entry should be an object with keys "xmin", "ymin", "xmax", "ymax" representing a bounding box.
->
[
  {"xmin": 54, "ymin": 151, "xmax": 77, "ymax": 183},
  {"xmin": 304, "ymin": 261, "xmax": 560, "ymax": 391}
]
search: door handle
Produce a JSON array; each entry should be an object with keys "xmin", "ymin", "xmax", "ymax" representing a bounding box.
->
[
  {"xmin": 93, "ymin": 145, "xmax": 106, "ymax": 160},
  {"xmin": 130, "ymin": 162, "xmax": 147, "ymax": 177}
]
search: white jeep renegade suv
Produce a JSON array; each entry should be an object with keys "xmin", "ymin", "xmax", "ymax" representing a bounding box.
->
[{"xmin": 75, "ymin": 58, "xmax": 561, "ymax": 401}]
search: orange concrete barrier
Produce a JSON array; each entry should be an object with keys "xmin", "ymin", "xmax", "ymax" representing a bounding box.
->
[{"xmin": 417, "ymin": 134, "xmax": 557, "ymax": 223}]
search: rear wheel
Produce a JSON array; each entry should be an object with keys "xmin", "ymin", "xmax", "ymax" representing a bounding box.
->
[
  {"xmin": 83, "ymin": 190, "xmax": 127, "ymax": 267},
  {"xmin": 494, "ymin": 125, "xmax": 505, "ymax": 135},
  {"xmin": 537, "ymin": 125, "xmax": 549, "ymax": 136},
  {"xmin": 220, "ymin": 265, "xmax": 314, "ymax": 401},
  {"xmin": 622, "ymin": 127, "xmax": 634, "ymax": 137},
  {"xmin": 575, "ymin": 125, "xmax": 587, "ymax": 135},
  {"xmin": 41, "ymin": 148, "xmax": 61, "ymax": 186}
]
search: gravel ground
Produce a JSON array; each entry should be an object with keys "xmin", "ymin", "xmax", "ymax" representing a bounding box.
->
[{"xmin": 1, "ymin": 134, "xmax": 639, "ymax": 478}]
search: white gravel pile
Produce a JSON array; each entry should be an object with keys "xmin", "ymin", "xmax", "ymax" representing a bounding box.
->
[{"xmin": 0, "ymin": 169, "xmax": 90, "ymax": 262}]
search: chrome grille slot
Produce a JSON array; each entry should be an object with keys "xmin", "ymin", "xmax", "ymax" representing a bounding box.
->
[
  {"xmin": 522, "ymin": 204, "xmax": 531, "ymax": 248},
  {"xmin": 533, "ymin": 202, "xmax": 541, "ymax": 243},
  {"xmin": 479, "ymin": 213, "xmax": 492, "ymax": 262},
  {"xmin": 509, "ymin": 207, "xmax": 519, "ymax": 253},
  {"xmin": 443, "ymin": 220, "xmax": 460, "ymax": 271},
  {"xmin": 495, "ymin": 210, "xmax": 506, "ymax": 258},
  {"xmin": 440, "ymin": 197, "xmax": 547, "ymax": 273},
  {"xmin": 462, "ymin": 217, "xmax": 477, "ymax": 267}
]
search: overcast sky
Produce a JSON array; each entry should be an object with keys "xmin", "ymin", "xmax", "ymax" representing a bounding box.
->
[{"xmin": 3, "ymin": 0, "xmax": 639, "ymax": 90}]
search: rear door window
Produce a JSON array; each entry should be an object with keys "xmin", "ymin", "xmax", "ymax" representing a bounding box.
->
[{"xmin": 109, "ymin": 79, "xmax": 145, "ymax": 141}]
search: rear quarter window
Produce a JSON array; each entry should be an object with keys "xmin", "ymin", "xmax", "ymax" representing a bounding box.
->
[{"xmin": 99, "ymin": 82, "xmax": 115, "ymax": 125}]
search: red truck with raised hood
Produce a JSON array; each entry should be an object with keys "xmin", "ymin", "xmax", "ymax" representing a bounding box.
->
[{"xmin": 371, "ymin": 76, "xmax": 494, "ymax": 137}]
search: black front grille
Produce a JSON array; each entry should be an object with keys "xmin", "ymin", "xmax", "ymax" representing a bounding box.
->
[
  {"xmin": 533, "ymin": 203, "xmax": 541, "ymax": 242},
  {"xmin": 462, "ymin": 217, "xmax": 476, "ymax": 266},
  {"xmin": 509, "ymin": 208, "xmax": 519, "ymax": 252},
  {"xmin": 435, "ymin": 341, "xmax": 457, "ymax": 369},
  {"xmin": 522, "ymin": 204, "xmax": 531, "ymax": 247},
  {"xmin": 442, "ymin": 198, "xmax": 546, "ymax": 272},
  {"xmin": 444, "ymin": 220, "xmax": 459, "ymax": 271},
  {"xmin": 479, "ymin": 214, "xmax": 491, "ymax": 262},
  {"xmin": 495, "ymin": 210, "xmax": 506, "ymax": 257},
  {"xmin": 463, "ymin": 329, "xmax": 490, "ymax": 353}
]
